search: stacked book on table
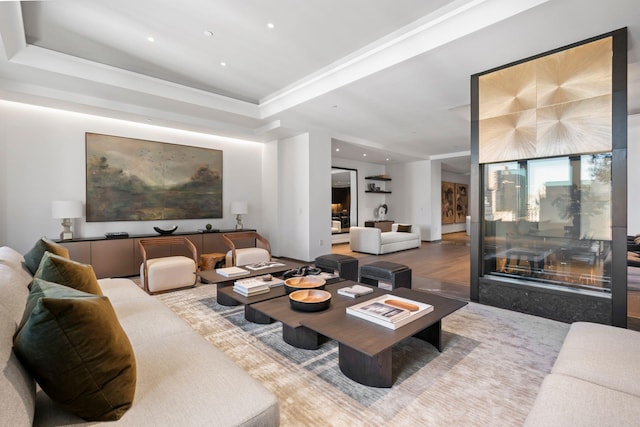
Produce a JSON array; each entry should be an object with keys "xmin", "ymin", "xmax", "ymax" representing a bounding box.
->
[
  {"xmin": 233, "ymin": 278, "xmax": 274, "ymax": 297},
  {"xmin": 216, "ymin": 266, "xmax": 250, "ymax": 277},
  {"xmin": 337, "ymin": 284, "xmax": 374, "ymax": 298},
  {"xmin": 346, "ymin": 295, "xmax": 433, "ymax": 330}
]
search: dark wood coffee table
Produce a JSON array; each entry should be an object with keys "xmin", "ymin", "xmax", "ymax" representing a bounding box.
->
[
  {"xmin": 249, "ymin": 281, "xmax": 386, "ymax": 350},
  {"xmin": 217, "ymin": 285, "xmax": 287, "ymax": 323},
  {"xmin": 197, "ymin": 259, "xmax": 303, "ymax": 305},
  {"xmin": 302, "ymin": 288, "xmax": 467, "ymax": 387}
]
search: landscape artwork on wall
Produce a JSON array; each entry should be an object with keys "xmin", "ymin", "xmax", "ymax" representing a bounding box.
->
[
  {"xmin": 441, "ymin": 182, "xmax": 455, "ymax": 225},
  {"xmin": 455, "ymin": 183, "xmax": 468, "ymax": 223},
  {"xmin": 86, "ymin": 133, "xmax": 222, "ymax": 222}
]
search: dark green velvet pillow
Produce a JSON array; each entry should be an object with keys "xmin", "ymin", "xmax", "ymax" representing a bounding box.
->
[
  {"xmin": 13, "ymin": 280, "xmax": 136, "ymax": 421},
  {"xmin": 23, "ymin": 238, "xmax": 70, "ymax": 275},
  {"xmin": 397, "ymin": 224, "xmax": 412, "ymax": 233},
  {"xmin": 34, "ymin": 252, "xmax": 102, "ymax": 295}
]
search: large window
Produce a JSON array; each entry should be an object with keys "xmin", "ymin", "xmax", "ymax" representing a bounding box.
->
[{"xmin": 483, "ymin": 154, "xmax": 612, "ymax": 292}]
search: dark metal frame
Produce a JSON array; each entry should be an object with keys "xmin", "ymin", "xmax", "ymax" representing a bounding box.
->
[{"xmin": 470, "ymin": 28, "xmax": 627, "ymax": 327}]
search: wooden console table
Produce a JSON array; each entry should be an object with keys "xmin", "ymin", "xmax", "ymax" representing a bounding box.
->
[{"xmin": 57, "ymin": 229, "xmax": 255, "ymax": 279}]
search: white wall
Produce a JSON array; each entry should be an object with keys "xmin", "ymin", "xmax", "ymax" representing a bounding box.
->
[
  {"xmin": 388, "ymin": 159, "xmax": 441, "ymax": 241},
  {"xmin": 261, "ymin": 139, "xmax": 279, "ymax": 253},
  {"xmin": 0, "ymin": 101, "xmax": 264, "ymax": 253},
  {"xmin": 277, "ymin": 132, "xmax": 331, "ymax": 262},
  {"xmin": 308, "ymin": 132, "xmax": 332, "ymax": 259},
  {"xmin": 441, "ymin": 170, "xmax": 471, "ymax": 234},
  {"xmin": 278, "ymin": 134, "xmax": 310, "ymax": 260}
]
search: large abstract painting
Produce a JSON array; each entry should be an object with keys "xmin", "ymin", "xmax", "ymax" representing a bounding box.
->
[
  {"xmin": 455, "ymin": 183, "xmax": 468, "ymax": 224},
  {"xmin": 478, "ymin": 36, "xmax": 612, "ymax": 163},
  {"xmin": 442, "ymin": 182, "xmax": 455, "ymax": 225},
  {"xmin": 86, "ymin": 133, "xmax": 222, "ymax": 222}
]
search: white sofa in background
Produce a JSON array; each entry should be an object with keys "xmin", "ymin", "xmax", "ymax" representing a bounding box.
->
[
  {"xmin": 525, "ymin": 322, "xmax": 640, "ymax": 426},
  {"xmin": 349, "ymin": 223, "xmax": 421, "ymax": 255},
  {"xmin": 0, "ymin": 246, "xmax": 279, "ymax": 426},
  {"xmin": 331, "ymin": 220, "xmax": 341, "ymax": 233}
]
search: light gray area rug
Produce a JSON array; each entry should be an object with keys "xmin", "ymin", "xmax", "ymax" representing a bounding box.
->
[{"xmin": 156, "ymin": 284, "xmax": 568, "ymax": 426}]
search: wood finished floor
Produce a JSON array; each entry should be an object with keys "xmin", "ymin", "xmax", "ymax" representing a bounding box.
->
[
  {"xmin": 331, "ymin": 232, "xmax": 471, "ymax": 301},
  {"xmin": 332, "ymin": 231, "xmax": 640, "ymax": 330}
]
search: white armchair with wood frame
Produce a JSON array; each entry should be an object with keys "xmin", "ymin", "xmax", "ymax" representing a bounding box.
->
[
  {"xmin": 223, "ymin": 232, "xmax": 271, "ymax": 267},
  {"xmin": 138, "ymin": 236, "xmax": 198, "ymax": 294}
]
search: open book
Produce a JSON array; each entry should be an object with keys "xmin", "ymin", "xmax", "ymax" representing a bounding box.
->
[{"xmin": 347, "ymin": 295, "xmax": 434, "ymax": 329}]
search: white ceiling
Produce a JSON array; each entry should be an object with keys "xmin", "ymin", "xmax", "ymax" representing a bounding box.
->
[{"xmin": 1, "ymin": 0, "xmax": 639, "ymax": 171}]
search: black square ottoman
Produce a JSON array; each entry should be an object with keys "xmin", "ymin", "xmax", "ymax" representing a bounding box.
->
[
  {"xmin": 314, "ymin": 254, "xmax": 358, "ymax": 281},
  {"xmin": 359, "ymin": 261, "xmax": 411, "ymax": 290}
]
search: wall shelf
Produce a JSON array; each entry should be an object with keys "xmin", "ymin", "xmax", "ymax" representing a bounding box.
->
[
  {"xmin": 365, "ymin": 176, "xmax": 392, "ymax": 181},
  {"xmin": 365, "ymin": 190, "xmax": 392, "ymax": 194}
]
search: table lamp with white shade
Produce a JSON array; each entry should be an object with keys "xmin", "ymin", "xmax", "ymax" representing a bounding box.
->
[
  {"xmin": 230, "ymin": 201, "xmax": 248, "ymax": 230},
  {"xmin": 51, "ymin": 200, "xmax": 83, "ymax": 240}
]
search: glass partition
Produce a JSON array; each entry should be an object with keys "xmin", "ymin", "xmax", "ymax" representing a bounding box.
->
[{"xmin": 483, "ymin": 153, "xmax": 612, "ymax": 292}]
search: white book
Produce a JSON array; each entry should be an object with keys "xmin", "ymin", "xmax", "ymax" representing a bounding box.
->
[
  {"xmin": 235, "ymin": 277, "xmax": 284, "ymax": 289},
  {"xmin": 216, "ymin": 266, "xmax": 250, "ymax": 277},
  {"xmin": 337, "ymin": 284, "xmax": 374, "ymax": 298},
  {"xmin": 233, "ymin": 286, "xmax": 270, "ymax": 297},
  {"xmin": 347, "ymin": 295, "xmax": 434, "ymax": 330}
]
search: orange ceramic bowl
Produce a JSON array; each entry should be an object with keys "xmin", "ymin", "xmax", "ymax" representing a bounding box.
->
[
  {"xmin": 289, "ymin": 289, "xmax": 331, "ymax": 312},
  {"xmin": 284, "ymin": 276, "xmax": 326, "ymax": 294}
]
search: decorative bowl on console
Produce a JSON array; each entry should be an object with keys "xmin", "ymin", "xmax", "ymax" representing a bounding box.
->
[
  {"xmin": 289, "ymin": 289, "xmax": 331, "ymax": 312},
  {"xmin": 153, "ymin": 225, "xmax": 178, "ymax": 235},
  {"xmin": 284, "ymin": 276, "xmax": 326, "ymax": 294}
]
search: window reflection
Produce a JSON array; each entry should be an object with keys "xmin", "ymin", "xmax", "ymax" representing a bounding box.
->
[{"xmin": 483, "ymin": 154, "xmax": 612, "ymax": 292}]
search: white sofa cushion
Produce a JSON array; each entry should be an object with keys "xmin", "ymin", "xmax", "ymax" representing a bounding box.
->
[
  {"xmin": 350, "ymin": 224, "xmax": 421, "ymax": 255},
  {"xmin": 226, "ymin": 247, "xmax": 270, "ymax": 267},
  {"xmin": 380, "ymin": 231, "xmax": 420, "ymax": 245},
  {"xmin": 525, "ymin": 373, "xmax": 640, "ymax": 427},
  {"xmin": 140, "ymin": 256, "xmax": 196, "ymax": 294},
  {"xmin": 0, "ymin": 246, "xmax": 32, "ymax": 285},
  {"xmin": 0, "ymin": 309, "xmax": 35, "ymax": 427},
  {"xmin": 0, "ymin": 249, "xmax": 34, "ymax": 427},
  {"xmin": 551, "ymin": 322, "xmax": 640, "ymax": 397}
]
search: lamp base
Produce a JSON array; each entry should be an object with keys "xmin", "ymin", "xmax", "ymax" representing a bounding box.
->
[
  {"xmin": 60, "ymin": 218, "xmax": 73, "ymax": 241},
  {"xmin": 235, "ymin": 214, "xmax": 244, "ymax": 230}
]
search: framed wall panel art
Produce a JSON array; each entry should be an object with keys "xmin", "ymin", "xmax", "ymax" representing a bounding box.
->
[
  {"xmin": 85, "ymin": 133, "xmax": 223, "ymax": 222},
  {"xmin": 454, "ymin": 183, "xmax": 468, "ymax": 224},
  {"xmin": 441, "ymin": 182, "xmax": 455, "ymax": 225}
]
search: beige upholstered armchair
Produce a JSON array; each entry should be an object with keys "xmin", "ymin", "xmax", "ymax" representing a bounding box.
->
[
  {"xmin": 223, "ymin": 232, "xmax": 271, "ymax": 267},
  {"xmin": 138, "ymin": 237, "xmax": 198, "ymax": 294}
]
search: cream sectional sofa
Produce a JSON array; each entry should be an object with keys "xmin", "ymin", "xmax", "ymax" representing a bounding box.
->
[
  {"xmin": 526, "ymin": 322, "xmax": 640, "ymax": 426},
  {"xmin": 0, "ymin": 246, "xmax": 279, "ymax": 426},
  {"xmin": 349, "ymin": 223, "xmax": 421, "ymax": 255}
]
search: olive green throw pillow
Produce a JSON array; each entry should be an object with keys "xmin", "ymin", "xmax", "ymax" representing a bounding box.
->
[
  {"xmin": 34, "ymin": 252, "xmax": 102, "ymax": 295},
  {"xmin": 397, "ymin": 224, "xmax": 412, "ymax": 233},
  {"xmin": 23, "ymin": 238, "xmax": 70, "ymax": 275},
  {"xmin": 13, "ymin": 280, "xmax": 136, "ymax": 421}
]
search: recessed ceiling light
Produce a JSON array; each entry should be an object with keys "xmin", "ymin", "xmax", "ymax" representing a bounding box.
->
[
  {"xmin": 386, "ymin": 158, "xmax": 390, "ymax": 161},
  {"xmin": 363, "ymin": 153, "xmax": 367, "ymax": 157},
  {"xmin": 267, "ymin": 22, "xmax": 275, "ymax": 29},
  {"xmin": 220, "ymin": 62, "xmax": 227, "ymax": 67},
  {"xmin": 147, "ymin": 36, "xmax": 155, "ymax": 42},
  {"xmin": 335, "ymin": 148, "xmax": 340, "ymax": 152},
  {"xmin": 203, "ymin": 30, "xmax": 213, "ymax": 37}
]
